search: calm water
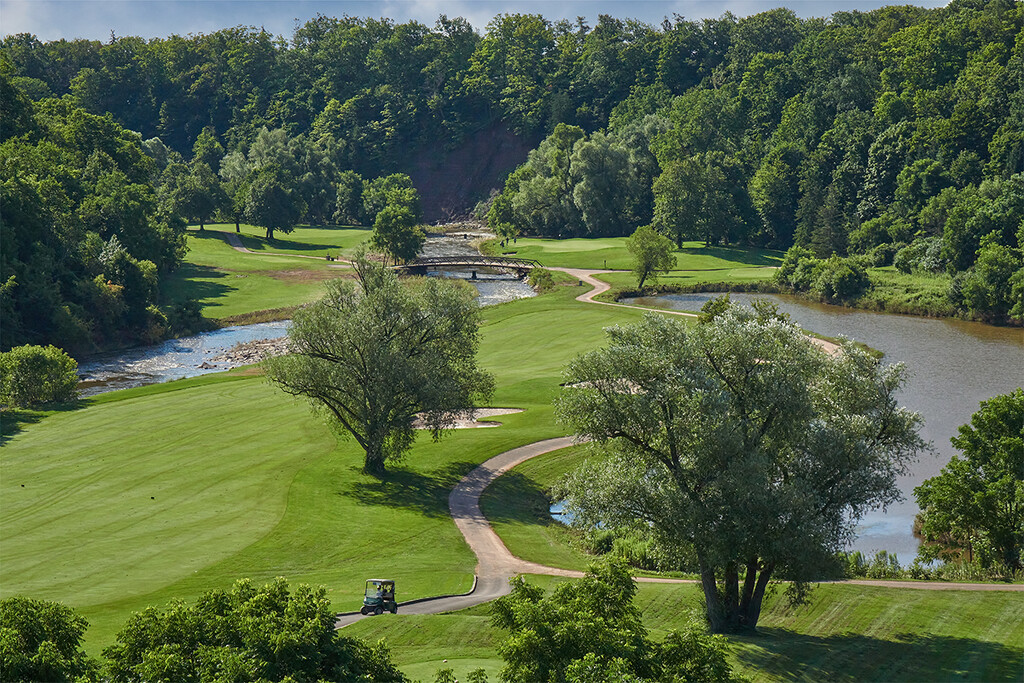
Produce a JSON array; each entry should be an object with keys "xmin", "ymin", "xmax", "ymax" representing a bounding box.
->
[{"xmin": 617, "ymin": 292, "xmax": 1024, "ymax": 561}]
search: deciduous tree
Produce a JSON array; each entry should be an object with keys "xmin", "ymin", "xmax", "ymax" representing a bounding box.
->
[
  {"xmin": 265, "ymin": 256, "xmax": 493, "ymax": 475},
  {"xmin": 491, "ymin": 560, "xmax": 734, "ymax": 683},
  {"xmin": 915, "ymin": 389, "xmax": 1024, "ymax": 571},
  {"xmin": 626, "ymin": 224, "xmax": 675, "ymax": 289},
  {"xmin": 0, "ymin": 597, "xmax": 98, "ymax": 682},
  {"xmin": 555, "ymin": 306, "xmax": 925, "ymax": 633},
  {"xmin": 103, "ymin": 578, "xmax": 405, "ymax": 682}
]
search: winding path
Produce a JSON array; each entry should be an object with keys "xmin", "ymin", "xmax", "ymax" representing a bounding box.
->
[{"xmin": 338, "ymin": 428, "xmax": 1021, "ymax": 627}]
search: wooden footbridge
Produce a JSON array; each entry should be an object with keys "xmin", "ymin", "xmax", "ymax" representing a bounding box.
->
[{"xmin": 395, "ymin": 256, "xmax": 541, "ymax": 277}]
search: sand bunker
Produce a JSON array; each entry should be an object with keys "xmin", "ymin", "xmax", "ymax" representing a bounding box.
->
[{"xmin": 413, "ymin": 407, "xmax": 523, "ymax": 429}]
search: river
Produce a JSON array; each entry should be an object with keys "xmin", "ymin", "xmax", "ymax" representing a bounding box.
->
[
  {"xmin": 78, "ymin": 231, "xmax": 534, "ymax": 395},
  {"xmin": 621, "ymin": 292, "xmax": 1024, "ymax": 561},
  {"xmin": 419, "ymin": 230, "xmax": 537, "ymax": 307}
]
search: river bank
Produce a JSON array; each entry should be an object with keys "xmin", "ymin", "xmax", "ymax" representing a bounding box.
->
[{"xmin": 621, "ymin": 290, "xmax": 1024, "ymax": 561}]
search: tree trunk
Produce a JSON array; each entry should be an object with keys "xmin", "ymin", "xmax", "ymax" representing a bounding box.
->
[
  {"xmin": 701, "ymin": 556, "xmax": 773, "ymax": 633},
  {"xmin": 724, "ymin": 561, "xmax": 739, "ymax": 618},
  {"xmin": 363, "ymin": 442, "xmax": 386, "ymax": 477},
  {"xmin": 739, "ymin": 561, "xmax": 773, "ymax": 629},
  {"xmin": 699, "ymin": 559, "xmax": 726, "ymax": 633},
  {"xmin": 235, "ymin": 220, "xmax": 240, "ymax": 232},
  {"xmin": 266, "ymin": 227, "xmax": 274, "ymax": 241}
]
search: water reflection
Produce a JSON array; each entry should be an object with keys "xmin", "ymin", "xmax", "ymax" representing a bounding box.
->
[{"xmin": 619, "ymin": 292, "xmax": 1024, "ymax": 560}]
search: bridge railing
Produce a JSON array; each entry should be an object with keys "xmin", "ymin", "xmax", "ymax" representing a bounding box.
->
[{"xmin": 395, "ymin": 256, "xmax": 542, "ymax": 270}]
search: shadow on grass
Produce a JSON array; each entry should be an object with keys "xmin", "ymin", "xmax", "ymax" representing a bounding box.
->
[
  {"xmin": 340, "ymin": 461, "xmax": 481, "ymax": 518},
  {"xmin": 230, "ymin": 230, "xmax": 350, "ymax": 254},
  {"xmin": 160, "ymin": 263, "xmax": 233, "ymax": 306},
  {"xmin": 731, "ymin": 627, "xmax": 1024, "ymax": 682},
  {"xmin": 679, "ymin": 244, "xmax": 783, "ymax": 267},
  {"xmin": 1, "ymin": 401, "xmax": 90, "ymax": 445},
  {"xmin": 479, "ymin": 470, "xmax": 556, "ymax": 527}
]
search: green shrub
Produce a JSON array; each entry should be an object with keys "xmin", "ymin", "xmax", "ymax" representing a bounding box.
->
[
  {"xmin": 0, "ymin": 345, "xmax": 79, "ymax": 408},
  {"xmin": 104, "ymin": 578, "xmax": 406, "ymax": 682},
  {"xmin": 774, "ymin": 246, "xmax": 816, "ymax": 288},
  {"xmin": 0, "ymin": 597, "xmax": 99, "ymax": 682},
  {"xmin": 869, "ymin": 242, "xmax": 903, "ymax": 267},
  {"xmin": 848, "ymin": 216, "xmax": 891, "ymax": 253},
  {"xmin": 894, "ymin": 236, "xmax": 945, "ymax": 274},
  {"xmin": 809, "ymin": 256, "xmax": 870, "ymax": 302},
  {"xmin": 528, "ymin": 267, "xmax": 555, "ymax": 292}
]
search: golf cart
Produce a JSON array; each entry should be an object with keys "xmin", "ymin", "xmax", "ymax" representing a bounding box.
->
[{"xmin": 360, "ymin": 579, "xmax": 397, "ymax": 615}]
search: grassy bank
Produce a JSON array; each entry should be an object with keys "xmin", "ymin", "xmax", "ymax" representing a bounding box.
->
[
  {"xmin": 161, "ymin": 225, "xmax": 365, "ymax": 321},
  {"xmin": 483, "ymin": 236, "xmax": 784, "ymax": 272}
]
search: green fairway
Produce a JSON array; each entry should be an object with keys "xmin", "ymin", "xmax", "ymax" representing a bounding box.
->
[
  {"xmin": 0, "ymin": 284, "xmax": 646, "ymax": 651},
  {"xmin": 485, "ymin": 236, "xmax": 783, "ymax": 273},
  {"xmin": 5, "ymin": 228, "xmax": 1018, "ymax": 681},
  {"xmin": 161, "ymin": 226, "xmax": 362, "ymax": 320},
  {"xmin": 224, "ymin": 223, "xmax": 372, "ymax": 259}
]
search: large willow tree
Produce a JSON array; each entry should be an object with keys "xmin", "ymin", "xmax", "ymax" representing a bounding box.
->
[
  {"xmin": 554, "ymin": 305, "xmax": 926, "ymax": 633},
  {"xmin": 265, "ymin": 256, "xmax": 493, "ymax": 475}
]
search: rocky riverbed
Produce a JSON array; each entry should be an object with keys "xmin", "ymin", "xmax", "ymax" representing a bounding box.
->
[{"xmin": 209, "ymin": 336, "xmax": 290, "ymax": 366}]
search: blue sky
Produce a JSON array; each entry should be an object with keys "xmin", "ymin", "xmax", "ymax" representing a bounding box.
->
[{"xmin": 2, "ymin": 1, "xmax": 947, "ymax": 42}]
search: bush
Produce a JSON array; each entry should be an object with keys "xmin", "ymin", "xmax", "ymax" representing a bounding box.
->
[
  {"xmin": 104, "ymin": 578, "xmax": 406, "ymax": 682},
  {"xmin": 528, "ymin": 267, "xmax": 555, "ymax": 292},
  {"xmin": 492, "ymin": 561, "xmax": 734, "ymax": 683},
  {"xmin": 811, "ymin": 256, "xmax": 870, "ymax": 302},
  {"xmin": 869, "ymin": 242, "xmax": 903, "ymax": 267},
  {"xmin": 774, "ymin": 246, "xmax": 816, "ymax": 288},
  {"xmin": 848, "ymin": 216, "xmax": 891, "ymax": 253},
  {"xmin": 0, "ymin": 597, "xmax": 99, "ymax": 682},
  {"xmin": 0, "ymin": 345, "xmax": 79, "ymax": 408},
  {"xmin": 894, "ymin": 236, "xmax": 945, "ymax": 274}
]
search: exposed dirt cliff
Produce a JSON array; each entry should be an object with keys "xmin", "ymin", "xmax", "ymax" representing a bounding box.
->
[{"xmin": 405, "ymin": 122, "xmax": 537, "ymax": 222}]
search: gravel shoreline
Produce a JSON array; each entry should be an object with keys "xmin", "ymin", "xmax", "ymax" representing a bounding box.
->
[{"xmin": 210, "ymin": 336, "xmax": 290, "ymax": 366}]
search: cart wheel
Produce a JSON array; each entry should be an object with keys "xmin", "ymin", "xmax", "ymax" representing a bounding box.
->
[
  {"xmin": 391, "ymin": 605, "xmax": 398, "ymax": 614},
  {"xmin": 374, "ymin": 606, "xmax": 383, "ymax": 616},
  {"xmin": 360, "ymin": 607, "xmax": 368, "ymax": 615}
]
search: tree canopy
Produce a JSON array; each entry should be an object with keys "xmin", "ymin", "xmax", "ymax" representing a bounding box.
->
[
  {"xmin": 491, "ymin": 560, "xmax": 735, "ymax": 683},
  {"xmin": 626, "ymin": 223, "xmax": 676, "ymax": 289},
  {"xmin": 5, "ymin": 0, "xmax": 1024, "ymax": 348},
  {"xmin": 914, "ymin": 388, "xmax": 1024, "ymax": 571},
  {"xmin": 264, "ymin": 256, "xmax": 493, "ymax": 474},
  {"xmin": 0, "ymin": 596, "xmax": 98, "ymax": 683},
  {"xmin": 554, "ymin": 305, "xmax": 926, "ymax": 632}
]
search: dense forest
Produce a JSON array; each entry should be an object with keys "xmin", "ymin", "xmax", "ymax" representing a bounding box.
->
[{"xmin": 2, "ymin": 0, "xmax": 1022, "ymax": 353}]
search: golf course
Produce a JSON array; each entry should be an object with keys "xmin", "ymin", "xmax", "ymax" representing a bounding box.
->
[{"xmin": 2, "ymin": 226, "xmax": 1021, "ymax": 681}]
